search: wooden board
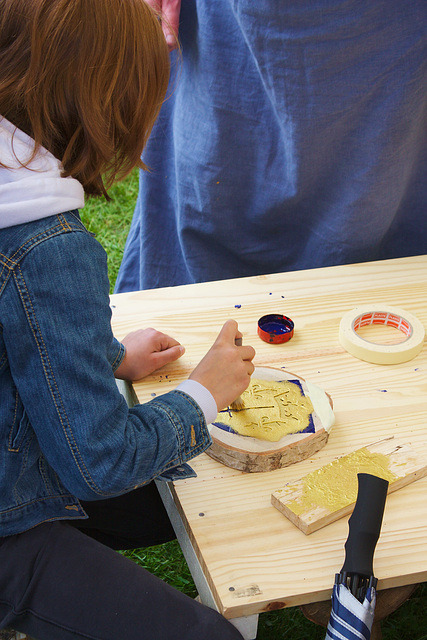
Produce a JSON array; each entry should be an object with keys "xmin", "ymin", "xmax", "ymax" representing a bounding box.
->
[
  {"xmin": 110, "ymin": 256, "xmax": 427, "ymax": 618},
  {"xmin": 272, "ymin": 437, "xmax": 427, "ymax": 534},
  {"xmin": 206, "ymin": 367, "xmax": 334, "ymax": 472}
]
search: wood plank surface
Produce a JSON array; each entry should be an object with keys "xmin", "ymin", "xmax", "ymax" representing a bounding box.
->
[
  {"xmin": 110, "ymin": 256, "xmax": 427, "ymax": 619},
  {"xmin": 271, "ymin": 438, "xmax": 427, "ymax": 534}
]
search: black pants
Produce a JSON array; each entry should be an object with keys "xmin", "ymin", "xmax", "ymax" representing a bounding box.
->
[{"xmin": 0, "ymin": 484, "xmax": 243, "ymax": 640}]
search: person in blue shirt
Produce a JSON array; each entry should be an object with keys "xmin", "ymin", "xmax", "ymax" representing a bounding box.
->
[
  {"xmin": 115, "ymin": 0, "xmax": 427, "ymax": 292},
  {"xmin": 0, "ymin": 1, "xmax": 254, "ymax": 638}
]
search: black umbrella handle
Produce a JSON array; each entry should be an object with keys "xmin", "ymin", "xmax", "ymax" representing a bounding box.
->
[{"xmin": 341, "ymin": 473, "xmax": 389, "ymax": 580}]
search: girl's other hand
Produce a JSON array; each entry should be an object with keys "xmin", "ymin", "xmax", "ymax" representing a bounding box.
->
[{"xmin": 115, "ymin": 328, "xmax": 184, "ymax": 381}]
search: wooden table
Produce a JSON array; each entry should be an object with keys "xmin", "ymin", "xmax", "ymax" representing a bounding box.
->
[{"xmin": 110, "ymin": 256, "xmax": 427, "ymax": 639}]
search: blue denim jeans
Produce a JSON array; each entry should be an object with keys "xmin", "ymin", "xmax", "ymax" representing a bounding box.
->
[{"xmin": 0, "ymin": 211, "xmax": 212, "ymax": 537}]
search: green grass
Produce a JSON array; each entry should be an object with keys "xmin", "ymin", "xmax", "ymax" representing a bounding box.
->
[
  {"xmin": 88, "ymin": 170, "xmax": 426, "ymax": 638},
  {"xmin": 122, "ymin": 542, "xmax": 426, "ymax": 639},
  {"xmin": 81, "ymin": 169, "xmax": 140, "ymax": 292}
]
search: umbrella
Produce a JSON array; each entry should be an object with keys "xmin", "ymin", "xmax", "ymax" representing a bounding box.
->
[{"xmin": 326, "ymin": 473, "xmax": 389, "ymax": 640}]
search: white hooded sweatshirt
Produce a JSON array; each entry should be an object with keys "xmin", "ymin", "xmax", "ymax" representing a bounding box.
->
[{"xmin": 0, "ymin": 116, "xmax": 85, "ymax": 228}]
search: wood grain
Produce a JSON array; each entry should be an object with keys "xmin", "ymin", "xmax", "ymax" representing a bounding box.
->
[
  {"xmin": 271, "ymin": 438, "xmax": 427, "ymax": 534},
  {"xmin": 208, "ymin": 428, "xmax": 330, "ymax": 473},
  {"xmin": 110, "ymin": 256, "xmax": 427, "ymax": 619}
]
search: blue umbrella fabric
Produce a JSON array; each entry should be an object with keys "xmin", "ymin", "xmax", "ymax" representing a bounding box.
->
[
  {"xmin": 326, "ymin": 580, "xmax": 376, "ymax": 640},
  {"xmin": 325, "ymin": 473, "xmax": 389, "ymax": 640}
]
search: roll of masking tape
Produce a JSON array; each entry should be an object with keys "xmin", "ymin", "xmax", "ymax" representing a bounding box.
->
[{"xmin": 339, "ymin": 305, "xmax": 425, "ymax": 365}]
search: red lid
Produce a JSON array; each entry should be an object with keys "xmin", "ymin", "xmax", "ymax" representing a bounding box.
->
[{"xmin": 257, "ymin": 314, "xmax": 294, "ymax": 344}]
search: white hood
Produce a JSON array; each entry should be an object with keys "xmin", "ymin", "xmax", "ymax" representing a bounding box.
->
[{"xmin": 0, "ymin": 116, "xmax": 85, "ymax": 229}]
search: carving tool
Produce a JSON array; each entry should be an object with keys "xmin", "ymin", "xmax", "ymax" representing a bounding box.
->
[{"xmin": 230, "ymin": 337, "xmax": 245, "ymax": 411}]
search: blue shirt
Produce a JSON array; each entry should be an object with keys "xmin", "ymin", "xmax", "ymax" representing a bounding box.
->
[{"xmin": 116, "ymin": 0, "xmax": 427, "ymax": 292}]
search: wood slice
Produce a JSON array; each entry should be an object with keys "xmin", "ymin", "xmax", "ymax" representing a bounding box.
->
[
  {"xmin": 206, "ymin": 367, "xmax": 334, "ymax": 473},
  {"xmin": 272, "ymin": 437, "xmax": 427, "ymax": 534}
]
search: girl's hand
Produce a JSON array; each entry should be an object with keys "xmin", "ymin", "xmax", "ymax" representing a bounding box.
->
[
  {"xmin": 189, "ymin": 320, "xmax": 256, "ymax": 411},
  {"xmin": 115, "ymin": 328, "xmax": 184, "ymax": 381}
]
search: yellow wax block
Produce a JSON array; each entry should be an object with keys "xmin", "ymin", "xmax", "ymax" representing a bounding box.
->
[
  {"xmin": 286, "ymin": 448, "xmax": 398, "ymax": 515},
  {"xmin": 216, "ymin": 378, "xmax": 314, "ymax": 442}
]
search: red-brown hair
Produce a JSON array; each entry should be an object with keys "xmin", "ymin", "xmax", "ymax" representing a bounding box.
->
[{"xmin": 0, "ymin": 0, "xmax": 170, "ymax": 195}]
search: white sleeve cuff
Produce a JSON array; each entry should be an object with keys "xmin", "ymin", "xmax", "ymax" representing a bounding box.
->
[{"xmin": 176, "ymin": 379, "xmax": 218, "ymax": 425}]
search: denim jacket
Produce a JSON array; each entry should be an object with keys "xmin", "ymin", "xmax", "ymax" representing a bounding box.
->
[{"xmin": 0, "ymin": 211, "xmax": 212, "ymax": 536}]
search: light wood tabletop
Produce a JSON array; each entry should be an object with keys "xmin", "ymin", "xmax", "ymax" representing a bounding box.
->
[{"xmin": 110, "ymin": 255, "xmax": 427, "ymax": 621}]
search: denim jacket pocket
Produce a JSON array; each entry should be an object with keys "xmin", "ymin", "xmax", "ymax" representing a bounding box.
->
[{"xmin": 8, "ymin": 391, "xmax": 31, "ymax": 452}]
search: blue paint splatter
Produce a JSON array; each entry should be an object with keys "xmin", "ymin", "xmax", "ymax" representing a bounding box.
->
[{"xmin": 235, "ymin": 304, "xmax": 241, "ymax": 308}]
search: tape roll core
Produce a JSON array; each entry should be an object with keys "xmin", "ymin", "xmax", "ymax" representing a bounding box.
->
[{"xmin": 339, "ymin": 305, "xmax": 425, "ymax": 365}]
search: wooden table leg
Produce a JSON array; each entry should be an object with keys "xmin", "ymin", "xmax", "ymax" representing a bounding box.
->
[
  {"xmin": 300, "ymin": 583, "xmax": 419, "ymax": 635},
  {"xmin": 118, "ymin": 381, "xmax": 259, "ymax": 640},
  {"xmin": 371, "ymin": 621, "xmax": 382, "ymax": 640},
  {"xmin": 156, "ymin": 480, "xmax": 259, "ymax": 640}
]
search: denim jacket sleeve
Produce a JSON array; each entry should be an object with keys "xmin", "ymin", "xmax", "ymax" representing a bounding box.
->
[
  {"xmin": 3, "ymin": 224, "xmax": 212, "ymax": 500},
  {"xmin": 107, "ymin": 336, "xmax": 126, "ymax": 372}
]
